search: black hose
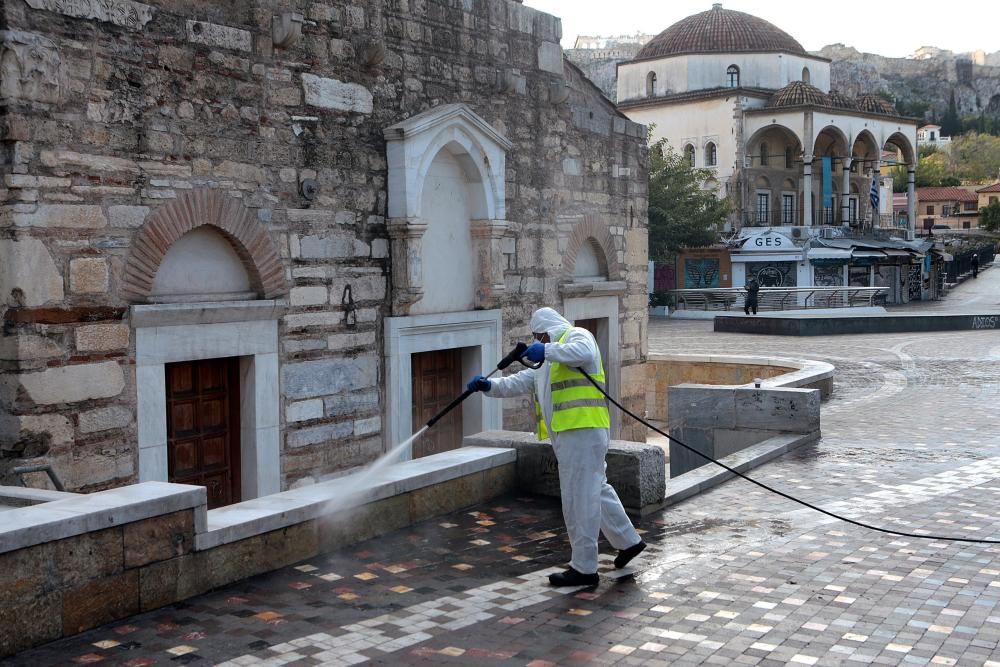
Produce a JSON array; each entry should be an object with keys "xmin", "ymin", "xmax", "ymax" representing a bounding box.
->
[{"xmin": 580, "ymin": 369, "xmax": 1000, "ymax": 545}]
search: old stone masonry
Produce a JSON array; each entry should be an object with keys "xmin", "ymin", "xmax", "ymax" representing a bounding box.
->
[{"xmin": 0, "ymin": 1, "xmax": 650, "ymax": 497}]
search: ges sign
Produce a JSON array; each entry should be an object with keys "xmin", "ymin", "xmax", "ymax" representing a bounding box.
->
[{"xmin": 754, "ymin": 235, "xmax": 783, "ymax": 248}]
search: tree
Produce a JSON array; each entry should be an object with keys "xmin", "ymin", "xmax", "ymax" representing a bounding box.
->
[
  {"xmin": 949, "ymin": 133, "xmax": 1000, "ymax": 182},
  {"xmin": 981, "ymin": 201, "xmax": 1000, "ymax": 232},
  {"xmin": 647, "ymin": 138, "xmax": 729, "ymax": 262},
  {"xmin": 914, "ymin": 151, "xmax": 952, "ymax": 187},
  {"xmin": 941, "ymin": 90, "xmax": 961, "ymax": 138}
]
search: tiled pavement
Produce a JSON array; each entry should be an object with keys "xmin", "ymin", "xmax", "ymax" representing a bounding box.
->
[{"xmin": 11, "ymin": 275, "xmax": 1000, "ymax": 665}]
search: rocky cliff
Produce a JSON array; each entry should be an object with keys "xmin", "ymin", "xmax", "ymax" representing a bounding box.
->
[{"xmin": 816, "ymin": 44, "xmax": 1000, "ymax": 120}]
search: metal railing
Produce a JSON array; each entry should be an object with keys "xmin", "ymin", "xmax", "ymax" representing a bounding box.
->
[
  {"xmin": 668, "ymin": 286, "xmax": 890, "ymax": 311},
  {"xmin": 11, "ymin": 464, "xmax": 66, "ymax": 491},
  {"xmin": 742, "ymin": 211, "xmax": 902, "ymax": 229}
]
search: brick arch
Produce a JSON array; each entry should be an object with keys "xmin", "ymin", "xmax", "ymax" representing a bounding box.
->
[
  {"xmin": 122, "ymin": 190, "xmax": 286, "ymax": 302},
  {"xmin": 562, "ymin": 218, "xmax": 621, "ymax": 281}
]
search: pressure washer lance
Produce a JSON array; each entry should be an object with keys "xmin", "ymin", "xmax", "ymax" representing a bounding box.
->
[{"xmin": 424, "ymin": 342, "xmax": 541, "ymax": 429}]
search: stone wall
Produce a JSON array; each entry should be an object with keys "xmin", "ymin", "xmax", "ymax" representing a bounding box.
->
[
  {"xmin": 0, "ymin": 0, "xmax": 648, "ymax": 492},
  {"xmin": 667, "ymin": 384, "xmax": 820, "ymax": 477}
]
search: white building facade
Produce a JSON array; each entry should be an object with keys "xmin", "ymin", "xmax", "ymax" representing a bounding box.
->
[{"xmin": 617, "ymin": 4, "xmax": 919, "ymax": 235}]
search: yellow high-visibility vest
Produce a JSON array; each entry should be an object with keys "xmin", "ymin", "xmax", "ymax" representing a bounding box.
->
[{"xmin": 535, "ymin": 329, "xmax": 610, "ymax": 440}]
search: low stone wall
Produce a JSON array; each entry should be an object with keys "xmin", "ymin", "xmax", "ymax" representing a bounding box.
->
[
  {"xmin": 463, "ymin": 431, "xmax": 665, "ymax": 515},
  {"xmin": 646, "ymin": 353, "xmax": 834, "ymax": 422},
  {"xmin": 667, "ymin": 385, "xmax": 821, "ymax": 478},
  {"xmin": 714, "ymin": 312, "xmax": 1000, "ymax": 336},
  {"xmin": 0, "ymin": 447, "xmax": 515, "ymax": 657}
]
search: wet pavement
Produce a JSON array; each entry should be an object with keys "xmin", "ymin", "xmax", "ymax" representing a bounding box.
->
[{"xmin": 11, "ymin": 268, "xmax": 1000, "ymax": 666}]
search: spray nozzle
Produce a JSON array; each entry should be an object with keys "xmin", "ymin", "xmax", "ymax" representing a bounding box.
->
[{"xmin": 497, "ymin": 342, "xmax": 529, "ymax": 370}]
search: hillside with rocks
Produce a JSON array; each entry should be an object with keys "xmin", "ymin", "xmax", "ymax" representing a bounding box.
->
[{"xmin": 816, "ymin": 45, "xmax": 1000, "ymax": 121}]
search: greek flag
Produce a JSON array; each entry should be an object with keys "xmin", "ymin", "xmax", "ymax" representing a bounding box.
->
[{"xmin": 870, "ymin": 171, "xmax": 880, "ymax": 211}]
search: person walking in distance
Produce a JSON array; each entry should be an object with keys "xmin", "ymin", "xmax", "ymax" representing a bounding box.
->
[
  {"xmin": 744, "ymin": 276, "xmax": 760, "ymax": 315},
  {"xmin": 465, "ymin": 307, "xmax": 646, "ymax": 586},
  {"xmin": 972, "ymin": 254, "xmax": 979, "ymax": 279}
]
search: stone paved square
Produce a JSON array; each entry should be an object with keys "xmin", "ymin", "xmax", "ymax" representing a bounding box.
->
[{"xmin": 9, "ymin": 276, "xmax": 1000, "ymax": 665}]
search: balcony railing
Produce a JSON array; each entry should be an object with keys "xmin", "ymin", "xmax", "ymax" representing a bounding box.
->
[
  {"xmin": 742, "ymin": 211, "xmax": 905, "ymax": 230},
  {"xmin": 668, "ymin": 287, "xmax": 890, "ymax": 311}
]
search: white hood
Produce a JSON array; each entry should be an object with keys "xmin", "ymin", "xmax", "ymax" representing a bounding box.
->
[{"xmin": 530, "ymin": 307, "xmax": 571, "ymax": 341}]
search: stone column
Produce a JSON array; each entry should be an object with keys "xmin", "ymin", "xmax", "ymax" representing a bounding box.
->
[
  {"xmin": 470, "ymin": 219, "xmax": 509, "ymax": 309},
  {"xmin": 387, "ymin": 218, "xmax": 427, "ymax": 315},
  {"xmin": 907, "ymin": 165, "xmax": 917, "ymax": 238},
  {"xmin": 802, "ymin": 156, "xmax": 814, "ymax": 226},
  {"xmin": 840, "ymin": 157, "xmax": 852, "ymax": 225}
]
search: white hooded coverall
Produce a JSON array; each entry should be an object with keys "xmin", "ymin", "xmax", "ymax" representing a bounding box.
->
[{"xmin": 484, "ymin": 307, "xmax": 641, "ymax": 574}]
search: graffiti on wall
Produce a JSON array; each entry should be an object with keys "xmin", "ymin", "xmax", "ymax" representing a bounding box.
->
[
  {"xmin": 684, "ymin": 258, "xmax": 720, "ymax": 288},
  {"xmin": 745, "ymin": 261, "xmax": 796, "ymax": 287},
  {"xmin": 813, "ymin": 264, "xmax": 844, "ymax": 287},
  {"xmin": 908, "ymin": 264, "xmax": 922, "ymax": 301}
]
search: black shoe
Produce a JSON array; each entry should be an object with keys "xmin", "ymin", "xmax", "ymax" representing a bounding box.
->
[
  {"xmin": 614, "ymin": 540, "xmax": 647, "ymax": 569},
  {"xmin": 548, "ymin": 567, "xmax": 599, "ymax": 587}
]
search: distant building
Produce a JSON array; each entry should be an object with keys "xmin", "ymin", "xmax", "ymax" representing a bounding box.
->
[
  {"xmin": 573, "ymin": 33, "xmax": 654, "ymax": 50},
  {"xmin": 917, "ymin": 124, "xmax": 952, "ymax": 152},
  {"xmin": 615, "ymin": 4, "xmax": 926, "ymax": 303},
  {"xmin": 916, "ymin": 187, "xmax": 980, "ymax": 233},
  {"xmin": 912, "ymin": 46, "xmax": 952, "ymax": 60},
  {"xmin": 616, "ymin": 3, "xmax": 919, "ymax": 233},
  {"xmin": 977, "ymin": 182, "xmax": 1000, "ymax": 209}
]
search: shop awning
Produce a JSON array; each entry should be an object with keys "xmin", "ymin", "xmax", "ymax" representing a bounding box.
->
[
  {"xmin": 807, "ymin": 248, "xmax": 853, "ymax": 260},
  {"xmin": 731, "ymin": 253, "xmax": 802, "ymax": 263},
  {"xmin": 851, "ymin": 250, "xmax": 887, "ymax": 258}
]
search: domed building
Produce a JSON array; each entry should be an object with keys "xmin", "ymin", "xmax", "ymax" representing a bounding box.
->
[{"xmin": 617, "ymin": 3, "xmax": 920, "ymax": 293}]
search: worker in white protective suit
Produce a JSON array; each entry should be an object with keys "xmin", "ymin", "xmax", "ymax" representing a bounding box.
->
[{"xmin": 466, "ymin": 307, "xmax": 646, "ymax": 586}]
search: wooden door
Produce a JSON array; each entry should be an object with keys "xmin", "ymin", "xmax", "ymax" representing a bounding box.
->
[
  {"xmin": 166, "ymin": 357, "xmax": 241, "ymax": 509},
  {"xmin": 575, "ymin": 318, "xmax": 608, "ymax": 367},
  {"xmin": 411, "ymin": 349, "xmax": 463, "ymax": 459}
]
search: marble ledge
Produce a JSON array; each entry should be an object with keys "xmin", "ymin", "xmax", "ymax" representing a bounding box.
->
[
  {"xmin": 195, "ymin": 446, "xmax": 516, "ymax": 551},
  {"xmin": 0, "ymin": 482, "xmax": 207, "ymax": 554}
]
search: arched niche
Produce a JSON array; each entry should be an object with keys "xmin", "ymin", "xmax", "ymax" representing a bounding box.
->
[
  {"xmin": 122, "ymin": 189, "xmax": 286, "ymax": 302},
  {"xmin": 150, "ymin": 227, "xmax": 254, "ymax": 303},
  {"xmin": 562, "ymin": 219, "xmax": 622, "ymax": 286},
  {"xmin": 384, "ymin": 104, "xmax": 512, "ymax": 314},
  {"xmin": 573, "ymin": 239, "xmax": 609, "ymax": 282}
]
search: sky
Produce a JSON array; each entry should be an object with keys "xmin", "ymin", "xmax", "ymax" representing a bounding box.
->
[{"xmin": 522, "ymin": 0, "xmax": 998, "ymax": 59}]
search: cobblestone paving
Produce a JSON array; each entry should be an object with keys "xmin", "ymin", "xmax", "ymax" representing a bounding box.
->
[{"xmin": 12, "ymin": 274, "xmax": 1000, "ymax": 666}]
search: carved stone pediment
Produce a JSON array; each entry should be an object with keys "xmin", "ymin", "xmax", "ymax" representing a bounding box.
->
[
  {"xmin": 0, "ymin": 31, "xmax": 61, "ymax": 104},
  {"xmin": 22, "ymin": 0, "xmax": 154, "ymax": 31}
]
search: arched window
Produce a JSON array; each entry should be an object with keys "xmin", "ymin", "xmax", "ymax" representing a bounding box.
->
[
  {"xmin": 684, "ymin": 144, "xmax": 696, "ymax": 166},
  {"xmin": 727, "ymin": 65, "xmax": 740, "ymax": 88},
  {"xmin": 705, "ymin": 142, "xmax": 717, "ymax": 167},
  {"xmin": 646, "ymin": 71, "xmax": 657, "ymax": 97},
  {"xmin": 760, "ymin": 142, "xmax": 769, "ymax": 166},
  {"xmin": 801, "ymin": 67, "xmax": 810, "ymax": 84}
]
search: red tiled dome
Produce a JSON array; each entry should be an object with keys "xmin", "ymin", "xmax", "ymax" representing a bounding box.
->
[
  {"xmin": 857, "ymin": 95, "xmax": 897, "ymax": 115},
  {"xmin": 636, "ymin": 4, "xmax": 807, "ymax": 60},
  {"xmin": 827, "ymin": 91, "xmax": 858, "ymax": 110},
  {"xmin": 766, "ymin": 81, "xmax": 829, "ymax": 108}
]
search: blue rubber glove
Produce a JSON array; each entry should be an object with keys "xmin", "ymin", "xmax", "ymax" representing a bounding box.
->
[
  {"xmin": 524, "ymin": 342, "xmax": 546, "ymax": 363},
  {"xmin": 466, "ymin": 375, "xmax": 491, "ymax": 392}
]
